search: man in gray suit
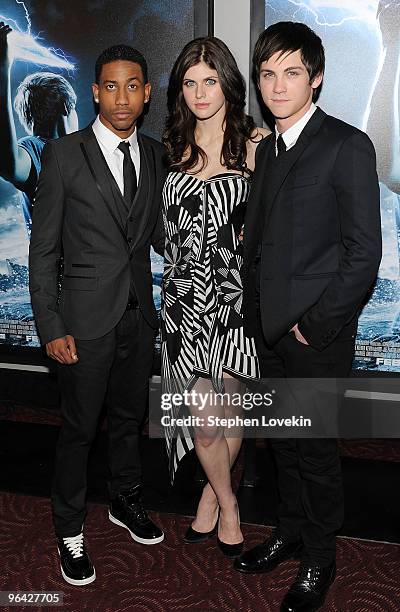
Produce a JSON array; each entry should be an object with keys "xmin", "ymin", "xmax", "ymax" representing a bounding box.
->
[{"xmin": 29, "ymin": 45, "xmax": 165, "ymax": 586}]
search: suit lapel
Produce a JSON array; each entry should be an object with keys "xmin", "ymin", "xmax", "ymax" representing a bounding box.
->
[
  {"xmin": 80, "ymin": 126, "xmax": 127, "ymax": 242},
  {"xmin": 129, "ymin": 133, "xmax": 154, "ymax": 252},
  {"xmin": 244, "ymin": 108, "xmax": 327, "ymax": 266},
  {"xmin": 244, "ymin": 135, "xmax": 275, "ymax": 264},
  {"xmin": 80, "ymin": 126, "xmax": 159, "ymax": 253},
  {"xmin": 263, "ymin": 108, "xmax": 327, "ymax": 230}
]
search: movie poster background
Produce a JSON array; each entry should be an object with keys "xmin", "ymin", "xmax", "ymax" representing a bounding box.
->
[
  {"xmin": 0, "ymin": 0, "xmax": 196, "ymax": 355},
  {"xmin": 265, "ymin": 0, "xmax": 400, "ymax": 372}
]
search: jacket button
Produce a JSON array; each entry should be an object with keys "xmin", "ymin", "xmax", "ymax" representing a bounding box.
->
[{"xmin": 127, "ymin": 237, "xmax": 132, "ymax": 243}]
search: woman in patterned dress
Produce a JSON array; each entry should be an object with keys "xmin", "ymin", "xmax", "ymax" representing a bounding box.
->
[{"xmin": 161, "ymin": 37, "xmax": 269, "ymax": 555}]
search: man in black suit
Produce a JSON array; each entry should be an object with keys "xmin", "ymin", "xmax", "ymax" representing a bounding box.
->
[
  {"xmin": 234, "ymin": 23, "xmax": 382, "ymax": 611},
  {"xmin": 29, "ymin": 45, "xmax": 165, "ymax": 586}
]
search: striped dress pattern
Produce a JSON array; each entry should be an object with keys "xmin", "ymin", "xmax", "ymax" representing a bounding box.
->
[{"xmin": 161, "ymin": 171, "xmax": 259, "ymax": 480}]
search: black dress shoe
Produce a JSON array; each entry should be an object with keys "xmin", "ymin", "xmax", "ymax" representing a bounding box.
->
[
  {"xmin": 233, "ymin": 530, "xmax": 302, "ymax": 574},
  {"xmin": 109, "ymin": 485, "xmax": 164, "ymax": 545},
  {"xmin": 57, "ymin": 532, "xmax": 96, "ymax": 586},
  {"xmin": 183, "ymin": 524, "xmax": 217, "ymax": 543},
  {"xmin": 217, "ymin": 537, "xmax": 244, "ymax": 558},
  {"xmin": 280, "ymin": 561, "xmax": 336, "ymax": 611}
]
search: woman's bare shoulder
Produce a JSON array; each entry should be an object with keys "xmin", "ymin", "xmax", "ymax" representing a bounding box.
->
[
  {"xmin": 251, "ymin": 126, "xmax": 272, "ymax": 143},
  {"xmin": 246, "ymin": 127, "xmax": 272, "ymax": 171},
  {"xmin": 246, "ymin": 127, "xmax": 272, "ymax": 167}
]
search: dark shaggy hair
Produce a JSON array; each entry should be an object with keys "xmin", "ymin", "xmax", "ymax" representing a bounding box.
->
[
  {"xmin": 95, "ymin": 45, "xmax": 148, "ymax": 84},
  {"xmin": 14, "ymin": 72, "xmax": 77, "ymax": 138},
  {"xmin": 163, "ymin": 36, "xmax": 256, "ymax": 174},
  {"xmin": 253, "ymin": 22, "xmax": 325, "ymax": 101}
]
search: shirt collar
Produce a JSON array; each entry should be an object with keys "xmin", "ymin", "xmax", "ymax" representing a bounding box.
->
[
  {"xmin": 92, "ymin": 115, "xmax": 139, "ymax": 154},
  {"xmin": 275, "ymin": 102, "xmax": 317, "ymax": 149}
]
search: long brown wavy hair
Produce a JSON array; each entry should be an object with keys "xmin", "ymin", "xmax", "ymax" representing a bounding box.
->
[{"xmin": 163, "ymin": 37, "xmax": 256, "ymax": 175}]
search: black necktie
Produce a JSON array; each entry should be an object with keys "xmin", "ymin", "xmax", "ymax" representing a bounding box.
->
[
  {"xmin": 276, "ymin": 133, "xmax": 286, "ymax": 157},
  {"xmin": 118, "ymin": 141, "xmax": 137, "ymax": 205}
]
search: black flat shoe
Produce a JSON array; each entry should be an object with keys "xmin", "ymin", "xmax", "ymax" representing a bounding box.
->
[
  {"xmin": 183, "ymin": 524, "xmax": 217, "ymax": 544},
  {"xmin": 217, "ymin": 537, "xmax": 244, "ymax": 559}
]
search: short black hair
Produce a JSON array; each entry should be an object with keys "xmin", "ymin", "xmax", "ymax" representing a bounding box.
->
[
  {"xmin": 14, "ymin": 72, "xmax": 76, "ymax": 137},
  {"xmin": 95, "ymin": 45, "xmax": 148, "ymax": 84},
  {"xmin": 253, "ymin": 22, "xmax": 325, "ymax": 100}
]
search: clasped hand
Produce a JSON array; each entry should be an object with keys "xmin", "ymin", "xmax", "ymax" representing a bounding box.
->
[{"xmin": 46, "ymin": 335, "xmax": 79, "ymax": 364}]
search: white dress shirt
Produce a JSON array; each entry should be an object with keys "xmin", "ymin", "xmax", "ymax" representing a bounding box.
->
[
  {"xmin": 92, "ymin": 115, "xmax": 140, "ymax": 196},
  {"xmin": 275, "ymin": 102, "xmax": 317, "ymax": 156}
]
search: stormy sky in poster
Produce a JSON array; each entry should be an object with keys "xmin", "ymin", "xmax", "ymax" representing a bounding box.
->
[
  {"xmin": 265, "ymin": 0, "xmax": 400, "ymax": 371},
  {"xmin": 0, "ymin": 0, "xmax": 195, "ymax": 348}
]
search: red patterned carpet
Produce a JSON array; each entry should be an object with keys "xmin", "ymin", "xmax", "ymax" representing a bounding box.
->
[{"xmin": 1, "ymin": 492, "xmax": 399, "ymax": 612}]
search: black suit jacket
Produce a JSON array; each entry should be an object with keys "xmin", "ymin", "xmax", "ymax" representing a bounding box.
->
[
  {"xmin": 29, "ymin": 124, "xmax": 166, "ymax": 345},
  {"xmin": 243, "ymin": 108, "xmax": 382, "ymax": 351}
]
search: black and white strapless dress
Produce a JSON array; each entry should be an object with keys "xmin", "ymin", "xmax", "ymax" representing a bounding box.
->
[{"xmin": 161, "ymin": 171, "xmax": 259, "ymax": 479}]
